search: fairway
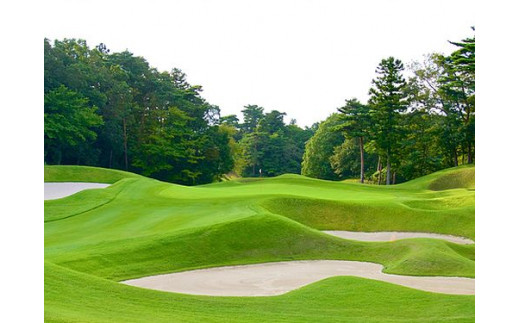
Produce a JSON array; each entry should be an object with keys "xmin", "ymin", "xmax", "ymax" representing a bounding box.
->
[{"xmin": 44, "ymin": 165, "xmax": 475, "ymax": 322}]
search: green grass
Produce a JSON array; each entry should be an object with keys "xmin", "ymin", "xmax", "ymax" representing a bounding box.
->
[
  {"xmin": 45, "ymin": 165, "xmax": 475, "ymax": 322},
  {"xmin": 397, "ymin": 165, "xmax": 475, "ymax": 191},
  {"xmin": 46, "ymin": 262, "xmax": 474, "ymax": 323},
  {"xmin": 44, "ymin": 165, "xmax": 142, "ymax": 183}
]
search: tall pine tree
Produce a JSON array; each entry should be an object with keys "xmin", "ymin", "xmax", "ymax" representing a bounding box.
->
[{"xmin": 368, "ymin": 57, "xmax": 408, "ymax": 185}]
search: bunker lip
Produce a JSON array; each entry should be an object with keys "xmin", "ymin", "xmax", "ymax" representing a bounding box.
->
[
  {"xmin": 323, "ymin": 230, "xmax": 474, "ymax": 244},
  {"xmin": 44, "ymin": 182, "xmax": 110, "ymax": 200},
  {"xmin": 121, "ymin": 260, "xmax": 475, "ymax": 297}
]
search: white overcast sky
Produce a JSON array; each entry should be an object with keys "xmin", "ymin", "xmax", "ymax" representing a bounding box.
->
[{"xmin": 42, "ymin": 0, "xmax": 475, "ymax": 127}]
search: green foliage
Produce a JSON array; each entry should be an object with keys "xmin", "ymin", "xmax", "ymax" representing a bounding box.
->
[
  {"xmin": 337, "ymin": 98, "xmax": 372, "ymax": 139},
  {"xmin": 302, "ymin": 114, "xmax": 346, "ymax": 180},
  {"xmin": 368, "ymin": 57, "xmax": 408, "ymax": 184},
  {"xmin": 336, "ymin": 98, "xmax": 374, "ymax": 182},
  {"xmin": 397, "ymin": 110, "xmax": 445, "ymax": 180},
  {"xmin": 44, "ymin": 38, "xmax": 233, "ymax": 185},
  {"xmin": 240, "ymin": 104, "xmax": 264, "ymax": 134},
  {"xmin": 330, "ymin": 138, "xmax": 378, "ymax": 179},
  {"xmin": 237, "ymin": 107, "xmax": 312, "ymax": 177},
  {"xmin": 44, "ymin": 85, "xmax": 104, "ymax": 164}
]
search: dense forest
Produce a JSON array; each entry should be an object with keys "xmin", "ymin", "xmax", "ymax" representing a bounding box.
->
[{"xmin": 44, "ymin": 29, "xmax": 474, "ymax": 185}]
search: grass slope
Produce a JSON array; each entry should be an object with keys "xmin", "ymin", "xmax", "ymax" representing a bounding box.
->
[
  {"xmin": 44, "ymin": 165, "xmax": 141, "ymax": 183},
  {"xmin": 44, "ymin": 165, "xmax": 475, "ymax": 322}
]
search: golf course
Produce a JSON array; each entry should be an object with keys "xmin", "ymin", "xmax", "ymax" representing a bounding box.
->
[{"xmin": 44, "ymin": 164, "xmax": 475, "ymax": 322}]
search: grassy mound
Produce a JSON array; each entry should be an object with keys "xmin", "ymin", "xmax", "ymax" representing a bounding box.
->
[
  {"xmin": 428, "ymin": 167, "xmax": 475, "ymax": 191},
  {"xmin": 45, "ymin": 165, "xmax": 142, "ymax": 183},
  {"xmin": 398, "ymin": 165, "xmax": 475, "ymax": 191},
  {"xmin": 261, "ymin": 196, "xmax": 474, "ymax": 239}
]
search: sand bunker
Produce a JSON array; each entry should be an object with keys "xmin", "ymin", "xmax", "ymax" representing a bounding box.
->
[
  {"xmin": 323, "ymin": 230, "xmax": 474, "ymax": 244},
  {"xmin": 122, "ymin": 260, "xmax": 474, "ymax": 296},
  {"xmin": 44, "ymin": 182, "xmax": 110, "ymax": 200}
]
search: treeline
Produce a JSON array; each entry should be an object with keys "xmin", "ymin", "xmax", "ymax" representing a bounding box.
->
[
  {"xmin": 44, "ymin": 39, "xmax": 313, "ymax": 184},
  {"xmin": 45, "ymin": 30, "xmax": 474, "ymax": 185},
  {"xmin": 220, "ymin": 105, "xmax": 315, "ymax": 177},
  {"xmin": 302, "ymin": 29, "xmax": 475, "ymax": 184}
]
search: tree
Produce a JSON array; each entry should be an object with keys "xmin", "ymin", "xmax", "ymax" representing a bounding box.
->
[
  {"xmin": 397, "ymin": 110, "xmax": 444, "ymax": 180},
  {"xmin": 131, "ymin": 107, "xmax": 199, "ymax": 184},
  {"xmin": 240, "ymin": 105, "xmax": 264, "ymax": 134},
  {"xmin": 368, "ymin": 57, "xmax": 408, "ymax": 185},
  {"xmin": 239, "ymin": 131, "xmax": 263, "ymax": 176},
  {"xmin": 44, "ymin": 85, "xmax": 103, "ymax": 164},
  {"xmin": 337, "ymin": 98, "xmax": 372, "ymax": 183},
  {"xmin": 301, "ymin": 114, "xmax": 345, "ymax": 180},
  {"xmin": 258, "ymin": 110, "xmax": 286, "ymax": 135},
  {"xmin": 220, "ymin": 114, "xmax": 240, "ymax": 128},
  {"xmin": 407, "ymin": 53, "xmax": 461, "ymax": 168},
  {"xmin": 441, "ymin": 30, "xmax": 475, "ymax": 164},
  {"xmin": 44, "ymin": 38, "xmax": 237, "ymax": 185}
]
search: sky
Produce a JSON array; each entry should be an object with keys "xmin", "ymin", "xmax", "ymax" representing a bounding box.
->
[{"xmin": 41, "ymin": 0, "xmax": 475, "ymax": 127}]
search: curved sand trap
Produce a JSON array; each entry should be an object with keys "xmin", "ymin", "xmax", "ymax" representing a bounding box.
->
[
  {"xmin": 44, "ymin": 182, "xmax": 110, "ymax": 200},
  {"xmin": 122, "ymin": 260, "xmax": 474, "ymax": 296},
  {"xmin": 323, "ymin": 230, "xmax": 474, "ymax": 244}
]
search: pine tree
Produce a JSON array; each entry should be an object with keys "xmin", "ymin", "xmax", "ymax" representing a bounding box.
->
[
  {"xmin": 337, "ymin": 98, "xmax": 372, "ymax": 183},
  {"xmin": 368, "ymin": 57, "xmax": 408, "ymax": 185}
]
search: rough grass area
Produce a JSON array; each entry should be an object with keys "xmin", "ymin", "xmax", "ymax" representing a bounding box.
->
[
  {"xmin": 397, "ymin": 165, "xmax": 475, "ymax": 191},
  {"xmin": 428, "ymin": 168, "xmax": 475, "ymax": 191},
  {"xmin": 45, "ymin": 165, "xmax": 475, "ymax": 322}
]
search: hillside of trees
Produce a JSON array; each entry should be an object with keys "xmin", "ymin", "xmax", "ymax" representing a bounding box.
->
[{"xmin": 44, "ymin": 29, "xmax": 474, "ymax": 185}]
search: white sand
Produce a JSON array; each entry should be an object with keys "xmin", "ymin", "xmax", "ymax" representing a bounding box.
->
[
  {"xmin": 44, "ymin": 182, "xmax": 110, "ymax": 200},
  {"xmin": 323, "ymin": 230, "xmax": 474, "ymax": 244},
  {"xmin": 122, "ymin": 260, "xmax": 474, "ymax": 296}
]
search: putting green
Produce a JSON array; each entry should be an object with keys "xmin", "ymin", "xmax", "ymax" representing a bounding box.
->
[{"xmin": 45, "ymin": 165, "xmax": 475, "ymax": 322}]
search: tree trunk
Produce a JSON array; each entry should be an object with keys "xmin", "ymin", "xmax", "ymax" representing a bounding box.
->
[
  {"xmin": 123, "ymin": 117, "xmax": 129, "ymax": 170},
  {"xmin": 253, "ymin": 136, "xmax": 257, "ymax": 176},
  {"xmin": 55, "ymin": 150, "xmax": 62, "ymax": 165},
  {"xmin": 454, "ymin": 149, "xmax": 458, "ymax": 167},
  {"xmin": 392, "ymin": 172, "xmax": 396, "ymax": 185},
  {"xmin": 377, "ymin": 156, "xmax": 382, "ymax": 185},
  {"xmin": 467, "ymin": 142, "xmax": 473, "ymax": 164},
  {"xmin": 386, "ymin": 150, "xmax": 391, "ymax": 185},
  {"xmin": 359, "ymin": 137, "xmax": 365, "ymax": 184}
]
